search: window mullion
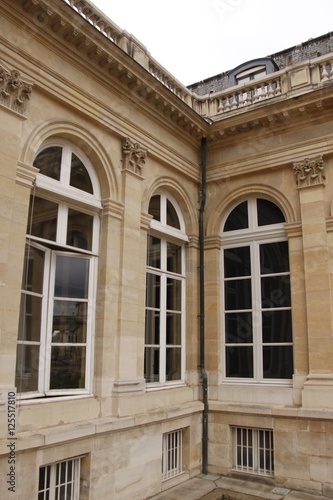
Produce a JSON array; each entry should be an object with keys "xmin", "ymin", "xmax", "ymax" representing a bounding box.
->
[
  {"xmin": 160, "ymin": 240, "xmax": 167, "ymax": 383},
  {"xmin": 57, "ymin": 203, "xmax": 68, "ymax": 245},
  {"xmin": 252, "ymin": 241, "xmax": 262, "ymax": 381},
  {"xmin": 160, "ymin": 193, "xmax": 167, "ymax": 225},
  {"xmin": 36, "ymin": 247, "xmax": 51, "ymax": 395},
  {"xmin": 85, "ymin": 256, "xmax": 96, "ymax": 394},
  {"xmin": 43, "ymin": 250, "xmax": 56, "ymax": 393},
  {"xmin": 180, "ymin": 275, "xmax": 186, "ymax": 381},
  {"xmin": 61, "ymin": 145, "xmax": 71, "ymax": 186}
]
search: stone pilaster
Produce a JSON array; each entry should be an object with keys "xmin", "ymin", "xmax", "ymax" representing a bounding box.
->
[
  {"xmin": 112, "ymin": 138, "xmax": 148, "ymax": 413},
  {"xmin": 293, "ymin": 155, "xmax": 333, "ymax": 407}
]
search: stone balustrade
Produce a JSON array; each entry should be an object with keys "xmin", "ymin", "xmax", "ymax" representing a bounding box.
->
[
  {"xmin": 64, "ymin": 0, "xmax": 333, "ymax": 121},
  {"xmin": 191, "ymin": 54, "xmax": 333, "ymax": 119}
]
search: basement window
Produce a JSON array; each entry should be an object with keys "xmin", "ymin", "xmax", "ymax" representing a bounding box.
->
[
  {"xmin": 38, "ymin": 456, "xmax": 83, "ymax": 499},
  {"xmin": 233, "ymin": 427, "xmax": 274, "ymax": 477},
  {"xmin": 162, "ymin": 429, "xmax": 183, "ymax": 481}
]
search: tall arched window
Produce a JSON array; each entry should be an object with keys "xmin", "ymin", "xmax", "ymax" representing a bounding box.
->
[
  {"xmin": 16, "ymin": 141, "xmax": 101, "ymax": 398},
  {"xmin": 145, "ymin": 193, "xmax": 188, "ymax": 386},
  {"xmin": 222, "ymin": 198, "xmax": 293, "ymax": 382}
]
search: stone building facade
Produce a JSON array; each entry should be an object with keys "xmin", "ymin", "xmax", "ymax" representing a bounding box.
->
[{"xmin": 1, "ymin": 1, "xmax": 333, "ymax": 498}]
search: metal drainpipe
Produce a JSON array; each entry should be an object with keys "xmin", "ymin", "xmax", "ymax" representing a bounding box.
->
[{"xmin": 199, "ymin": 136, "xmax": 208, "ymax": 475}]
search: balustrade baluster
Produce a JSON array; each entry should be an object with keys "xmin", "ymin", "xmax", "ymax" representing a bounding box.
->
[
  {"xmin": 267, "ymin": 81, "xmax": 274, "ymax": 98},
  {"xmin": 275, "ymin": 79, "xmax": 281, "ymax": 96},
  {"xmin": 321, "ymin": 63, "xmax": 329, "ymax": 82},
  {"xmin": 217, "ymin": 99, "xmax": 224, "ymax": 113},
  {"xmin": 224, "ymin": 96, "xmax": 231, "ymax": 112},
  {"xmin": 230, "ymin": 93, "xmax": 238, "ymax": 110}
]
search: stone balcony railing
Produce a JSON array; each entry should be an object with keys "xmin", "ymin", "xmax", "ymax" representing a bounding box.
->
[
  {"xmin": 190, "ymin": 55, "xmax": 333, "ymax": 119},
  {"xmin": 65, "ymin": 0, "xmax": 333, "ymax": 120}
]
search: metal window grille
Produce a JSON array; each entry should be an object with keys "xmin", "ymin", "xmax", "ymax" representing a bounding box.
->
[
  {"xmin": 162, "ymin": 429, "xmax": 183, "ymax": 481},
  {"xmin": 38, "ymin": 457, "xmax": 81, "ymax": 500},
  {"xmin": 233, "ymin": 427, "xmax": 274, "ymax": 477}
]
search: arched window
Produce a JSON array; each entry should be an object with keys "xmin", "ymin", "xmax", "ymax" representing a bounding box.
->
[
  {"xmin": 145, "ymin": 193, "xmax": 188, "ymax": 386},
  {"xmin": 16, "ymin": 142, "xmax": 101, "ymax": 398},
  {"xmin": 222, "ymin": 198, "xmax": 293, "ymax": 382}
]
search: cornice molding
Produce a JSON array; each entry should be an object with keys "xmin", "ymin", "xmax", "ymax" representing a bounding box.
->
[{"xmin": 14, "ymin": 0, "xmax": 205, "ymax": 139}]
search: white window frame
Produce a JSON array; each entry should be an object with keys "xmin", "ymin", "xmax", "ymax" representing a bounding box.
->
[
  {"xmin": 162, "ymin": 429, "xmax": 183, "ymax": 481},
  {"xmin": 145, "ymin": 193, "xmax": 188, "ymax": 388},
  {"xmin": 16, "ymin": 142, "xmax": 100, "ymax": 399},
  {"xmin": 233, "ymin": 427, "xmax": 274, "ymax": 477},
  {"xmin": 38, "ymin": 456, "xmax": 83, "ymax": 500},
  {"xmin": 221, "ymin": 198, "xmax": 293, "ymax": 385}
]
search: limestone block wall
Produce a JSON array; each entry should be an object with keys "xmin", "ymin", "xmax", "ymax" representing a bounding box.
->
[
  {"xmin": 208, "ymin": 408, "xmax": 333, "ymax": 498},
  {"xmin": 0, "ymin": 403, "xmax": 203, "ymax": 499}
]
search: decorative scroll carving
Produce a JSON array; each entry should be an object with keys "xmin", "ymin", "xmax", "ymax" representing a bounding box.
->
[
  {"xmin": 0, "ymin": 65, "xmax": 32, "ymax": 114},
  {"xmin": 122, "ymin": 137, "xmax": 147, "ymax": 175},
  {"xmin": 293, "ymin": 155, "xmax": 325, "ymax": 188}
]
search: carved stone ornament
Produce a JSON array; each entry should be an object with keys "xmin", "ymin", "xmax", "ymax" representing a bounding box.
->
[
  {"xmin": 0, "ymin": 64, "xmax": 32, "ymax": 114},
  {"xmin": 293, "ymin": 155, "xmax": 325, "ymax": 188},
  {"xmin": 122, "ymin": 137, "xmax": 147, "ymax": 175}
]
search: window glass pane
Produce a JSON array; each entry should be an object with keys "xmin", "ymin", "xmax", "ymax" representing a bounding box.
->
[
  {"xmin": 54, "ymin": 256, "xmax": 89, "ymax": 299},
  {"xmin": 226, "ymin": 346, "xmax": 253, "ymax": 378},
  {"xmin": 67, "ymin": 209, "xmax": 93, "ymax": 250},
  {"xmin": 225, "ymin": 312, "xmax": 252, "ymax": 343},
  {"xmin": 70, "ymin": 153, "xmax": 93, "ymax": 193},
  {"xmin": 167, "ymin": 278, "xmax": 181, "ymax": 311},
  {"xmin": 146, "ymin": 273, "xmax": 160, "ymax": 308},
  {"xmin": 224, "ymin": 201, "xmax": 248, "ymax": 231},
  {"xmin": 66, "ymin": 482, "xmax": 73, "ymax": 498},
  {"xmin": 237, "ymin": 75, "xmax": 250, "ymax": 84},
  {"xmin": 166, "ymin": 313, "xmax": 181, "ymax": 345},
  {"xmin": 144, "ymin": 347, "xmax": 159, "ymax": 382},
  {"xmin": 147, "ymin": 236, "xmax": 161, "ymax": 268},
  {"xmin": 166, "ymin": 348, "xmax": 181, "ymax": 380},
  {"xmin": 261, "ymin": 276, "xmax": 291, "ymax": 309},
  {"xmin": 263, "ymin": 345, "xmax": 294, "ymax": 379},
  {"xmin": 166, "ymin": 199, "xmax": 180, "ymax": 229},
  {"xmin": 145, "ymin": 310, "xmax": 160, "ymax": 344},
  {"xmin": 29, "ymin": 196, "xmax": 58, "ymax": 241},
  {"xmin": 257, "ymin": 199, "xmax": 285, "ymax": 226},
  {"xmin": 18, "ymin": 294, "xmax": 42, "ymax": 341},
  {"xmin": 262, "ymin": 310, "xmax": 292, "ymax": 343},
  {"xmin": 52, "ymin": 301, "xmax": 87, "ymax": 343},
  {"xmin": 59, "ymin": 461, "xmax": 66, "ymax": 484},
  {"xmin": 50, "ymin": 345, "xmax": 86, "ymax": 389},
  {"xmin": 224, "ymin": 246, "xmax": 251, "ymax": 278},
  {"xmin": 22, "ymin": 245, "xmax": 45, "ymax": 293},
  {"xmin": 148, "ymin": 195, "xmax": 160, "ymax": 221},
  {"xmin": 225, "ymin": 279, "xmax": 252, "ymax": 310},
  {"xmin": 260, "ymin": 241, "xmax": 289, "ymax": 274},
  {"xmin": 33, "ymin": 146, "xmax": 62, "ymax": 180},
  {"xmin": 15, "ymin": 344, "xmax": 40, "ymax": 392},
  {"xmin": 167, "ymin": 242, "xmax": 181, "ymax": 273}
]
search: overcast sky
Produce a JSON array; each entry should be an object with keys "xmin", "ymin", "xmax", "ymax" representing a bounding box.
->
[{"xmin": 89, "ymin": 0, "xmax": 333, "ymax": 86}]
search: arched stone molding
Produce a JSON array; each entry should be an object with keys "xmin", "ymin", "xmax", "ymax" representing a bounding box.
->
[
  {"xmin": 206, "ymin": 183, "xmax": 297, "ymax": 236},
  {"xmin": 143, "ymin": 177, "xmax": 198, "ymax": 236},
  {"xmin": 19, "ymin": 120, "xmax": 118, "ymax": 201}
]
